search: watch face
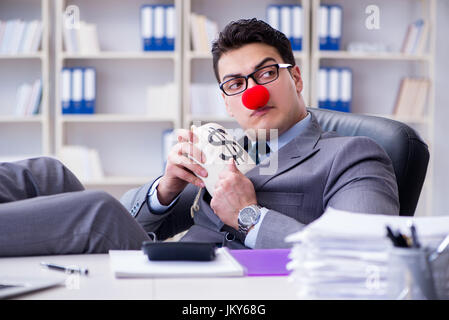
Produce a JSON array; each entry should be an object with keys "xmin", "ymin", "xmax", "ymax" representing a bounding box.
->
[{"xmin": 240, "ymin": 207, "xmax": 257, "ymax": 226}]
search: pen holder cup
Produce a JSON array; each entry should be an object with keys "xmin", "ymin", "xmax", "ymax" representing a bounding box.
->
[{"xmin": 387, "ymin": 247, "xmax": 449, "ymax": 300}]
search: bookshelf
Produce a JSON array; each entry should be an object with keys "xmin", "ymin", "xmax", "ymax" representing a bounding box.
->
[
  {"xmin": 1, "ymin": 0, "xmax": 437, "ymax": 214},
  {"xmin": 310, "ymin": 0, "xmax": 436, "ymax": 216},
  {"xmin": 182, "ymin": 0, "xmax": 311, "ymax": 129},
  {"xmin": 54, "ymin": 0, "xmax": 183, "ymax": 198},
  {"xmin": 0, "ymin": 0, "xmax": 50, "ymax": 161}
]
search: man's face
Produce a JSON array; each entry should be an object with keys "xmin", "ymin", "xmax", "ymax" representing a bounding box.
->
[{"xmin": 217, "ymin": 43, "xmax": 305, "ymax": 137}]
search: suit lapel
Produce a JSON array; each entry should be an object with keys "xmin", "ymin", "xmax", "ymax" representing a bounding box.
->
[{"xmin": 245, "ymin": 112, "xmax": 323, "ymax": 190}]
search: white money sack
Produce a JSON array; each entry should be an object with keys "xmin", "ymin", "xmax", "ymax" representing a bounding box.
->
[{"xmin": 190, "ymin": 123, "xmax": 256, "ymax": 196}]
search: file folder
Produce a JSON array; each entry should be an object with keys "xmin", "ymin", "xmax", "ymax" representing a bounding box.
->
[
  {"xmin": 318, "ymin": 6, "xmax": 329, "ymax": 50},
  {"xmin": 327, "ymin": 68, "xmax": 339, "ymax": 110},
  {"xmin": 165, "ymin": 5, "xmax": 175, "ymax": 51},
  {"xmin": 318, "ymin": 67, "xmax": 329, "ymax": 108},
  {"xmin": 83, "ymin": 67, "xmax": 96, "ymax": 114},
  {"xmin": 141, "ymin": 5, "xmax": 153, "ymax": 51},
  {"xmin": 61, "ymin": 68, "xmax": 72, "ymax": 114},
  {"xmin": 266, "ymin": 5, "xmax": 280, "ymax": 31},
  {"xmin": 328, "ymin": 5, "xmax": 342, "ymax": 50},
  {"xmin": 339, "ymin": 68, "xmax": 352, "ymax": 112},
  {"xmin": 153, "ymin": 5, "xmax": 165, "ymax": 50},
  {"xmin": 71, "ymin": 68, "xmax": 83, "ymax": 114},
  {"xmin": 229, "ymin": 249, "xmax": 291, "ymax": 277},
  {"xmin": 291, "ymin": 5, "xmax": 302, "ymax": 51},
  {"xmin": 280, "ymin": 6, "xmax": 292, "ymax": 49}
]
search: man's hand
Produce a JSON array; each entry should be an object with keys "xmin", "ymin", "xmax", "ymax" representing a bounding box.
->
[
  {"xmin": 157, "ymin": 129, "xmax": 208, "ymax": 206},
  {"xmin": 210, "ymin": 159, "xmax": 258, "ymax": 230}
]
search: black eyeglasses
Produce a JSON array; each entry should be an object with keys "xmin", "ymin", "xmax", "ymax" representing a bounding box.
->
[{"xmin": 219, "ymin": 63, "xmax": 292, "ymax": 96}]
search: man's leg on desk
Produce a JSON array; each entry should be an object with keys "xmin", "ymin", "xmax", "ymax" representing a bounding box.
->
[{"xmin": 0, "ymin": 157, "xmax": 150, "ymax": 257}]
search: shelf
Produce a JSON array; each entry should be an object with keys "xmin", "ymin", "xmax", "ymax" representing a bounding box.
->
[
  {"xmin": 61, "ymin": 51, "xmax": 177, "ymax": 60},
  {"xmin": 82, "ymin": 176, "xmax": 155, "ymax": 186},
  {"xmin": 60, "ymin": 114, "xmax": 176, "ymax": 123},
  {"xmin": 0, "ymin": 53, "xmax": 44, "ymax": 60},
  {"xmin": 0, "ymin": 115, "xmax": 44, "ymax": 123},
  {"xmin": 316, "ymin": 51, "xmax": 431, "ymax": 62}
]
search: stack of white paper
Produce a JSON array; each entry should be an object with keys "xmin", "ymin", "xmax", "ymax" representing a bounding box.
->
[{"xmin": 285, "ymin": 207, "xmax": 449, "ymax": 299}]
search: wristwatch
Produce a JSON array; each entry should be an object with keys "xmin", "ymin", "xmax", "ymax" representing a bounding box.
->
[{"xmin": 238, "ymin": 204, "xmax": 262, "ymax": 235}]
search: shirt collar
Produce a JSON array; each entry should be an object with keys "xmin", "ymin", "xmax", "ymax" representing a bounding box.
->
[{"xmin": 267, "ymin": 112, "xmax": 311, "ymax": 152}]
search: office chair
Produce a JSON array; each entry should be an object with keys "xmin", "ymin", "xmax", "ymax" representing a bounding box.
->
[{"xmin": 308, "ymin": 107, "xmax": 430, "ymax": 217}]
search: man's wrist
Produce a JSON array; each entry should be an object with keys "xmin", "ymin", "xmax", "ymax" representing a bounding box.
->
[
  {"xmin": 157, "ymin": 178, "xmax": 181, "ymax": 206},
  {"xmin": 148, "ymin": 177, "xmax": 181, "ymax": 214}
]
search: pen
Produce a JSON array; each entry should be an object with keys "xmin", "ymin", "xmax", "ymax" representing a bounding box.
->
[
  {"xmin": 409, "ymin": 222, "xmax": 421, "ymax": 248},
  {"xmin": 40, "ymin": 262, "xmax": 89, "ymax": 275},
  {"xmin": 386, "ymin": 225, "xmax": 399, "ymax": 247},
  {"xmin": 429, "ymin": 234, "xmax": 449, "ymax": 262},
  {"xmin": 385, "ymin": 225, "xmax": 409, "ymax": 248}
]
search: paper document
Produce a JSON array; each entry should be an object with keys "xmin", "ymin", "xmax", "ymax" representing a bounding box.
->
[
  {"xmin": 285, "ymin": 207, "xmax": 449, "ymax": 299},
  {"xmin": 109, "ymin": 248, "xmax": 245, "ymax": 278}
]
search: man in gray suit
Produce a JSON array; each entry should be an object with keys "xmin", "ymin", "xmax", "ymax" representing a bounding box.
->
[
  {"xmin": 0, "ymin": 19, "xmax": 398, "ymax": 256},
  {"xmin": 121, "ymin": 18, "xmax": 399, "ymax": 249}
]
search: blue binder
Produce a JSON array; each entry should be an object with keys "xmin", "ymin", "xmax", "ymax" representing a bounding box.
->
[
  {"xmin": 320, "ymin": 67, "xmax": 339, "ymax": 111},
  {"xmin": 318, "ymin": 5, "xmax": 329, "ymax": 50},
  {"xmin": 83, "ymin": 67, "xmax": 96, "ymax": 114},
  {"xmin": 71, "ymin": 68, "xmax": 84, "ymax": 114},
  {"xmin": 165, "ymin": 5, "xmax": 175, "ymax": 51},
  {"xmin": 141, "ymin": 5, "xmax": 154, "ymax": 51},
  {"xmin": 339, "ymin": 67, "xmax": 352, "ymax": 113},
  {"xmin": 291, "ymin": 5, "xmax": 302, "ymax": 51},
  {"xmin": 318, "ymin": 67, "xmax": 329, "ymax": 108},
  {"xmin": 61, "ymin": 68, "xmax": 72, "ymax": 114},
  {"xmin": 153, "ymin": 5, "xmax": 165, "ymax": 50},
  {"xmin": 328, "ymin": 5, "xmax": 342, "ymax": 51}
]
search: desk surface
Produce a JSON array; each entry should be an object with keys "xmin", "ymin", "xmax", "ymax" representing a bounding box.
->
[{"xmin": 0, "ymin": 253, "xmax": 298, "ymax": 300}]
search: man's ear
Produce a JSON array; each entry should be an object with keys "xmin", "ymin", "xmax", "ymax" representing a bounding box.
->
[
  {"xmin": 290, "ymin": 65, "xmax": 303, "ymax": 96},
  {"xmin": 222, "ymin": 92, "xmax": 234, "ymax": 117}
]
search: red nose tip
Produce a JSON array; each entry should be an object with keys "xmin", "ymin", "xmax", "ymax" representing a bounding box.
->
[{"xmin": 242, "ymin": 85, "xmax": 270, "ymax": 110}]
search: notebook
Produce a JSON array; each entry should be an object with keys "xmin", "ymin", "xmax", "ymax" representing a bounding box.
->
[
  {"xmin": 109, "ymin": 247, "xmax": 245, "ymax": 278},
  {"xmin": 229, "ymin": 249, "xmax": 291, "ymax": 276}
]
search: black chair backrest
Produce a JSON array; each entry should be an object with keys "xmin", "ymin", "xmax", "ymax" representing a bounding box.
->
[{"xmin": 308, "ymin": 107, "xmax": 429, "ymax": 216}]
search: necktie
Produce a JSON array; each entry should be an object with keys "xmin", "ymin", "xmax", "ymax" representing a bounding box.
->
[
  {"xmin": 255, "ymin": 141, "xmax": 271, "ymax": 165},
  {"xmin": 243, "ymin": 136, "xmax": 270, "ymax": 164}
]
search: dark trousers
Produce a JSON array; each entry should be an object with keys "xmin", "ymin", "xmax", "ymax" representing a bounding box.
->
[{"xmin": 0, "ymin": 157, "xmax": 150, "ymax": 257}]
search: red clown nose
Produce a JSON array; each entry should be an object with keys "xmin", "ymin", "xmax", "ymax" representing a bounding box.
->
[{"xmin": 242, "ymin": 85, "xmax": 270, "ymax": 110}]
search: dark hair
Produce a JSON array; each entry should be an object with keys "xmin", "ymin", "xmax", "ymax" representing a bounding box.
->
[{"xmin": 211, "ymin": 18, "xmax": 295, "ymax": 83}]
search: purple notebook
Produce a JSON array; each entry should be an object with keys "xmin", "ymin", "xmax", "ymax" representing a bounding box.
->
[{"xmin": 229, "ymin": 249, "xmax": 291, "ymax": 277}]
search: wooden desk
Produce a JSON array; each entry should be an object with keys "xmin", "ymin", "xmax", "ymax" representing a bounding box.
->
[{"xmin": 0, "ymin": 253, "xmax": 298, "ymax": 300}]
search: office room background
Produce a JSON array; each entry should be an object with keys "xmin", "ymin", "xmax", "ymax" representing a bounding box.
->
[{"xmin": 0, "ymin": 0, "xmax": 447, "ymax": 217}]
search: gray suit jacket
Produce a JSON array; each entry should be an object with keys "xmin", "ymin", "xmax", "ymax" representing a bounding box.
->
[{"xmin": 121, "ymin": 112, "xmax": 399, "ymax": 249}]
